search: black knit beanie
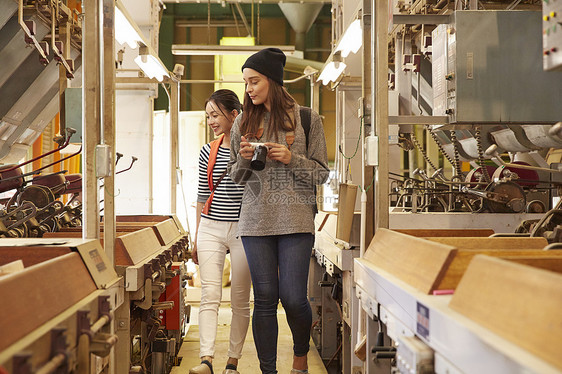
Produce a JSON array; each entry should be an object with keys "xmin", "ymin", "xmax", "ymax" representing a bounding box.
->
[{"xmin": 241, "ymin": 47, "xmax": 286, "ymax": 86}]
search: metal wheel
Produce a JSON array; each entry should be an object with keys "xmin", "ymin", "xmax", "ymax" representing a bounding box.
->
[
  {"xmin": 17, "ymin": 185, "xmax": 55, "ymax": 209},
  {"xmin": 485, "ymin": 181, "xmax": 526, "ymax": 213}
]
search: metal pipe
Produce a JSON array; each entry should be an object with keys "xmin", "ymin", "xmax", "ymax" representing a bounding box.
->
[
  {"xmin": 152, "ymin": 301, "xmax": 174, "ymax": 310},
  {"xmin": 50, "ymin": 2, "xmax": 74, "ymax": 78},
  {"xmin": 102, "ymin": 0, "xmax": 117, "ymax": 268},
  {"xmin": 18, "ymin": 0, "xmax": 49, "ymax": 63},
  {"xmin": 115, "ymin": 156, "xmax": 138, "ymax": 174},
  {"xmin": 35, "ymin": 354, "xmax": 66, "ymax": 374},
  {"xmin": 76, "ymin": 334, "xmax": 90, "ymax": 374},
  {"xmin": 0, "ymin": 131, "xmax": 74, "ymax": 173},
  {"xmin": 234, "ymin": 2, "xmax": 252, "ymax": 36},
  {"xmin": 170, "ymin": 77, "xmax": 180, "ymax": 214},
  {"xmin": 283, "ymin": 71, "xmax": 318, "ymax": 84},
  {"xmin": 486, "ymin": 145, "xmax": 562, "ymax": 174},
  {"xmin": 105, "ymin": 335, "xmax": 119, "ymax": 346},
  {"xmin": 433, "ymin": 0, "xmax": 449, "ymax": 11},
  {"xmin": 90, "ymin": 315, "xmax": 111, "ymax": 334}
]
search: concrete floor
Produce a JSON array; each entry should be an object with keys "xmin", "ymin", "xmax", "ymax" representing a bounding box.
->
[{"xmin": 172, "ymin": 302, "xmax": 327, "ymax": 374}]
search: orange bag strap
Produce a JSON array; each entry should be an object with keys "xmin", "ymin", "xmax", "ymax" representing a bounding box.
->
[{"xmin": 202, "ymin": 134, "xmax": 226, "ymax": 215}]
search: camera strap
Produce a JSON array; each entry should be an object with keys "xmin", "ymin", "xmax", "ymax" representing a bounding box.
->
[
  {"xmin": 299, "ymin": 106, "xmax": 318, "ymax": 214},
  {"xmin": 299, "ymin": 106, "xmax": 312, "ymax": 150},
  {"xmin": 202, "ymin": 134, "xmax": 228, "ymax": 215}
]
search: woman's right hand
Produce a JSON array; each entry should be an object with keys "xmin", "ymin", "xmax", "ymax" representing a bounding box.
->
[
  {"xmin": 239, "ymin": 136, "xmax": 254, "ymax": 160},
  {"xmin": 191, "ymin": 243, "xmax": 199, "ymax": 265}
]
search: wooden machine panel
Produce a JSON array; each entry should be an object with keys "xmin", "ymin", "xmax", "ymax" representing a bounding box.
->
[
  {"xmin": 114, "ymin": 227, "xmax": 162, "ymax": 266},
  {"xmin": 152, "ymin": 219, "xmax": 181, "ymax": 246},
  {"xmin": 0, "ymin": 253, "xmax": 97, "ymax": 352},
  {"xmin": 450, "ymin": 255, "xmax": 562, "ymax": 371},
  {"xmin": 435, "ymin": 248, "xmax": 562, "ymax": 290},
  {"xmin": 0, "ymin": 246, "xmax": 71, "ymax": 267},
  {"xmin": 394, "ymin": 228, "xmax": 495, "ymax": 237},
  {"xmin": 424, "ymin": 236, "xmax": 547, "ymax": 249},
  {"xmin": 363, "ymin": 228, "xmax": 457, "ymax": 294}
]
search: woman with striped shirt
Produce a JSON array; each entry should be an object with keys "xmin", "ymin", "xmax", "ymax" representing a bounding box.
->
[{"xmin": 191, "ymin": 89, "xmax": 251, "ymax": 374}]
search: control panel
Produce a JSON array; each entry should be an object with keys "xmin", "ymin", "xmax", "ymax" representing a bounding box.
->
[
  {"xmin": 396, "ymin": 335, "xmax": 434, "ymax": 374},
  {"xmin": 543, "ymin": 0, "xmax": 562, "ymax": 70}
]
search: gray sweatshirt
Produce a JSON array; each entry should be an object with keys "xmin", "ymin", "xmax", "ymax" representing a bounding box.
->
[{"xmin": 228, "ymin": 105, "xmax": 330, "ymax": 236}]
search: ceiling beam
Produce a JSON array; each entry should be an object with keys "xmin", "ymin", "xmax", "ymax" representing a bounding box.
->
[{"xmin": 163, "ymin": 0, "xmax": 330, "ymax": 4}]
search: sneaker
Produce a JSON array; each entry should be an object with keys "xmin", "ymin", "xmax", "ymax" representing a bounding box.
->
[{"xmin": 189, "ymin": 360, "xmax": 213, "ymax": 374}]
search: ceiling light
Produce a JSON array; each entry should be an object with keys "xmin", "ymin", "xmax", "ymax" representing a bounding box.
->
[
  {"xmin": 135, "ymin": 52, "xmax": 170, "ymax": 82},
  {"xmin": 335, "ymin": 19, "xmax": 362, "ymax": 58},
  {"xmin": 171, "ymin": 44, "xmax": 296, "ymax": 55},
  {"xmin": 114, "ymin": 7, "xmax": 143, "ymax": 48},
  {"xmin": 318, "ymin": 61, "xmax": 346, "ymax": 85}
]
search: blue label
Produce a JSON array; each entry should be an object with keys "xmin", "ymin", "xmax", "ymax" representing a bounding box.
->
[{"xmin": 416, "ymin": 302, "xmax": 430, "ymax": 341}]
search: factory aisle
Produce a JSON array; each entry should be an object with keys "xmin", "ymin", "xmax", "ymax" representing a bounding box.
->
[{"xmin": 173, "ymin": 304, "xmax": 327, "ymax": 374}]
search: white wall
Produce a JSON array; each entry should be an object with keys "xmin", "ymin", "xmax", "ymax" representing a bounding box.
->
[
  {"xmin": 115, "ymin": 92, "xmax": 154, "ymax": 213},
  {"xmin": 113, "ymin": 0, "xmax": 159, "ymax": 215},
  {"xmin": 177, "ymin": 111, "xmax": 206, "ymax": 235},
  {"xmin": 152, "ymin": 110, "xmax": 206, "ymax": 234}
]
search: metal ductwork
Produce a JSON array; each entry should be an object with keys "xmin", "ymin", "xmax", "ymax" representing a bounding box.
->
[{"xmin": 278, "ymin": 3, "xmax": 323, "ymax": 51}]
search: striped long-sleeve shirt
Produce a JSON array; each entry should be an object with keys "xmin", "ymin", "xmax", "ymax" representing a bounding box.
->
[{"xmin": 197, "ymin": 143, "xmax": 244, "ymax": 221}]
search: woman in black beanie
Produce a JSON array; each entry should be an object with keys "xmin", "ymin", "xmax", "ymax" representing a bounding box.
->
[{"xmin": 228, "ymin": 48, "xmax": 330, "ymax": 374}]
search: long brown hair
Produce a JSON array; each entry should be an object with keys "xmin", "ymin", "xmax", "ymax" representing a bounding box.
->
[{"xmin": 240, "ymin": 78, "xmax": 297, "ymax": 141}]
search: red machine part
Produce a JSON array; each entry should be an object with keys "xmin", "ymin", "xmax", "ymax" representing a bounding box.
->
[
  {"xmin": 64, "ymin": 174, "xmax": 82, "ymax": 195},
  {"xmin": 158, "ymin": 262, "xmax": 185, "ymax": 331},
  {"xmin": 491, "ymin": 161, "xmax": 540, "ymax": 188},
  {"xmin": 0, "ymin": 165, "xmax": 24, "ymax": 193}
]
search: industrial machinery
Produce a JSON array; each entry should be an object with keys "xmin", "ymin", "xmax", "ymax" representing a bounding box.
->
[
  {"xmin": 0, "ymin": 216, "xmax": 191, "ymax": 374},
  {"xmin": 0, "ymin": 0, "xmax": 81, "ymax": 164},
  {"xmin": 354, "ymin": 229, "xmax": 562, "ymax": 374},
  {"xmin": 388, "ymin": 10, "xmax": 562, "ymax": 237},
  {"xmin": 310, "ymin": 211, "xmax": 362, "ymax": 374},
  {"xmin": 43, "ymin": 216, "xmax": 190, "ymax": 374},
  {"xmin": 0, "ymin": 239, "xmax": 122, "ymax": 374}
]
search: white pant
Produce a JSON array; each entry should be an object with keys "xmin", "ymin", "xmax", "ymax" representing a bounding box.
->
[{"xmin": 196, "ymin": 217, "xmax": 251, "ymax": 359}]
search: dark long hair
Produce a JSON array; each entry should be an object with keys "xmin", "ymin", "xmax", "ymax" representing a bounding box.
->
[
  {"xmin": 240, "ymin": 78, "xmax": 296, "ymax": 141},
  {"xmin": 205, "ymin": 89, "xmax": 242, "ymax": 118}
]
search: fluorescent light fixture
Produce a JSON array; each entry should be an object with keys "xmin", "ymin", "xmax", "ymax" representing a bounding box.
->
[
  {"xmin": 171, "ymin": 44, "xmax": 296, "ymax": 56},
  {"xmin": 134, "ymin": 54, "xmax": 170, "ymax": 82},
  {"xmin": 115, "ymin": 7, "xmax": 143, "ymax": 48},
  {"xmin": 334, "ymin": 19, "xmax": 362, "ymax": 58},
  {"xmin": 317, "ymin": 61, "xmax": 346, "ymax": 85},
  {"xmin": 116, "ymin": 0, "xmax": 171, "ymax": 82}
]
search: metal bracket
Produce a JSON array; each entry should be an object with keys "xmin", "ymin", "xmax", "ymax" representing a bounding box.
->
[
  {"xmin": 134, "ymin": 278, "xmax": 153, "ymax": 310},
  {"xmin": 12, "ymin": 353, "xmax": 32, "ymax": 374}
]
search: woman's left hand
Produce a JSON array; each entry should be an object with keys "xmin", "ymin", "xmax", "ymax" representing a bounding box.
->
[{"xmin": 265, "ymin": 142, "xmax": 292, "ymax": 165}]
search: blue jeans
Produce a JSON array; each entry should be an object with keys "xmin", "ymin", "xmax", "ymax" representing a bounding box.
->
[{"xmin": 241, "ymin": 234, "xmax": 314, "ymax": 374}]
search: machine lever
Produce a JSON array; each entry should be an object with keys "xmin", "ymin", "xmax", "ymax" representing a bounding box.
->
[
  {"xmin": 371, "ymin": 346, "xmax": 396, "ymax": 353},
  {"xmin": 374, "ymin": 351, "xmax": 396, "ymax": 360}
]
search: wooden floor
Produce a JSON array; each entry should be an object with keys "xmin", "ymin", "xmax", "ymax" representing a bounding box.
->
[{"xmin": 172, "ymin": 303, "xmax": 327, "ymax": 374}]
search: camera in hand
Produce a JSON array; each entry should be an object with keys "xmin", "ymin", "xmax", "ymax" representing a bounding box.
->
[{"xmin": 250, "ymin": 143, "xmax": 268, "ymax": 171}]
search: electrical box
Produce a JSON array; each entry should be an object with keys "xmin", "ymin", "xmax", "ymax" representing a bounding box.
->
[
  {"xmin": 543, "ymin": 0, "xmax": 562, "ymax": 71},
  {"xmin": 365, "ymin": 136, "xmax": 379, "ymax": 166},
  {"xmin": 95, "ymin": 144, "xmax": 112, "ymax": 178},
  {"xmin": 396, "ymin": 335, "xmax": 434, "ymax": 374},
  {"xmin": 64, "ymin": 87, "xmax": 83, "ymax": 142},
  {"xmin": 432, "ymin": 11, "xmax": 562, "ymax": 123}
]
